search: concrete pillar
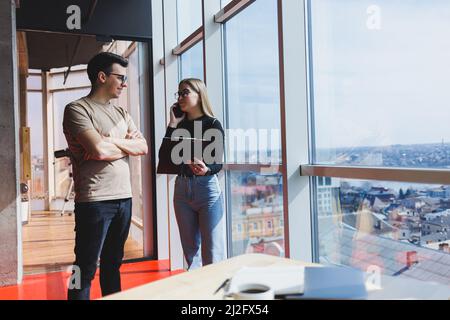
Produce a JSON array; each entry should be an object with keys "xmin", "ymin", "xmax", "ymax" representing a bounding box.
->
[{"xmin": 0, "ymin": 0, "xmax": 23, "ymax": 286}]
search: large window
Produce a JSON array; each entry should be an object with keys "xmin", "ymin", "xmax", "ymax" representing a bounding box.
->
[
  {"xmin": 308, "ymin": 0, "xmax": 450, "ymax": 287},
  {"xmin": 223, "ymin": 0, "xmax": 284, "ymax": 257},
  {"xmin": 309, "ymin": 0, "xmax": 450, "ymax": 168}
]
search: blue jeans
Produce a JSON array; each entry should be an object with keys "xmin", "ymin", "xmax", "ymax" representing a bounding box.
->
[
  {"xmin": 174, "ymin": 175, "xmax": 225, "ymax": 270},
  {"xmin": 67, "ymin": 198, "xmax": 132, "ymax": 300}
]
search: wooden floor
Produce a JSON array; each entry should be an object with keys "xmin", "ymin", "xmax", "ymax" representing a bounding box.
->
[{"xmin": 22, "ymin": 211, "xmax": 143, "ymax": 275}]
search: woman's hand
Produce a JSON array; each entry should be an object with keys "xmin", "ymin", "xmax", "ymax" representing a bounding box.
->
[
  {"xmin": 188, "ymin": 157, "xmax": 210, "ymax": 176},
  {"xmin": 169, "ymin": 103, "xmax": 185, "ymax": 128}
]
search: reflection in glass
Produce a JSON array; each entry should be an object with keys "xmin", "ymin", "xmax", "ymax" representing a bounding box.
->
[
  {"xmin": 228, "ymin": 171, "xmax": 284, "ymax": 257},
  {"xmin": 317, "ymin": 177, "xmax": 450, "ymax": 286}
]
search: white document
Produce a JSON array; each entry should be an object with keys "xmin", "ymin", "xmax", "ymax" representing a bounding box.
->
[{"xmin": 225, "ymin": 266, "xmax": 305, "ymax": 295}]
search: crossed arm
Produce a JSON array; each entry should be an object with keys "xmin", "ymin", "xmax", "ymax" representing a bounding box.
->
[{"xmin": 77, "ymin": 129, "xmax": 148, "ymax": 161}]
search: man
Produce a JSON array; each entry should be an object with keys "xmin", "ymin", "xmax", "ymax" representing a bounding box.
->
[{"xmin": 63, "ymin": 52, "xmax": 148, "ymax": 300}]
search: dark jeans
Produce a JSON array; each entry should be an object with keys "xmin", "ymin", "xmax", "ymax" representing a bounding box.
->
[{"xmin": 67, "ymin": 198, "xmax": 132, "ymax": 300}]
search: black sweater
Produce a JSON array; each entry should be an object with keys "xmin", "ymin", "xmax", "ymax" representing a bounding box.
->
[{"xmin": 158, "ymin": 115, "xmax": 224, "ymax": 176}]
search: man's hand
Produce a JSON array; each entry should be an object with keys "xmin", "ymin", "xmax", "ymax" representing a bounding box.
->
[
  {"xmin": 102, "ymin": 130, "xmax": 143, "ymax": 143},
  {"xmin": 103, "ymin": 130, "xmax": 148, "ymax": 156},
  {"xmin": 76, "ymin": 129, "xmax": 127, "ymax": 161},
  {"xmin": 125, "ymin": 130, "xmax": 144, "ymax": 140}
]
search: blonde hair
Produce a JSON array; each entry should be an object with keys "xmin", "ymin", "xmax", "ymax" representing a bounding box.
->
[{"xmin": 179, "ymin": 78, "xmax": 215, "ymax": 117}]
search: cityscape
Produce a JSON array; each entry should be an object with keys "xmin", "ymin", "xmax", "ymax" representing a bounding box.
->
[
  {"xmin": 30, "ymin": 143, "xmax": 450, "ymax": 262},
  {"xmin": 317, "ymin": 142, "xmax": 450, "ymax": 169},
  {"xmin": 316, "ymin": 142, "xmax": 450, "ymax": 252}
]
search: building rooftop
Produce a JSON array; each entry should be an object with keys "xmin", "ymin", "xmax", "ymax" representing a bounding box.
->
[{"xmin": 319, "ymin": 215, "xmax": 450, "ymax": 286}]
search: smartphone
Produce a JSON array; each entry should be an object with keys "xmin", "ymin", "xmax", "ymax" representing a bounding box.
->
[{"xmin": 173, "ymin": 103, "xmax": 185, "ymax": 118}]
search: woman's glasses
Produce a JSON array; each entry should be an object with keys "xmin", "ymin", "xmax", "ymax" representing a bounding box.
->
[{"xmin": 174, "ymin": 89, "xmax": 192, "ymax": 100}]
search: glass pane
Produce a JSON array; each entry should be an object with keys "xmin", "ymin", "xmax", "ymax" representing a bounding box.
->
[
  {"xmin": 177, "ymin": 0, "xmax": 202, "ymax": 42},
  {"xmin": 316, "ymin": 177, "xmax": 450, "ymax": 286},
  {"xmin": 51, "ymin": 68, "xmax": 90, "ymax": 90},
  {"xmin": 27, "ymin": 74, "xmax": 42, "ymax": 90},
  {"xmin": 27, "ymin": 92, "xmax": 46, "ymax": 204},
  {"xmin": 224, "ymin": 0, "xmax": 281, "ymax": 164},
  {"xmin": 228, "ymin": 170, "xmax": 285, "ymax": 257},
  {"xmin": 309, "ymin": 0, "xmax": 450, "ymax": 168},
  {"xmin": 180, "ymin": 41, "xmax": 204, "ymax": 81}
]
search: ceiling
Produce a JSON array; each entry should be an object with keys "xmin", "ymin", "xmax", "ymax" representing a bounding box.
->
[
  {"xmin": 25, "ymin": 31, "xmax": 107, "ymax": 70},
  {"xmin": 16, "ymin": 0, "xmax": 152, "ymax": 70}
]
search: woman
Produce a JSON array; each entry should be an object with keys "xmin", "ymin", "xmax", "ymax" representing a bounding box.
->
[{"xmin": 158, "ymin": 78, "xmax": 225, "ymax": 270}]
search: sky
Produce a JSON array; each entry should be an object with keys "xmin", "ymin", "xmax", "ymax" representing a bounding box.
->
[
  {"xmin": 208, "ymin": 0, "xmax": 450, "ymax": 151},
  {"xmin": 110, "ymin": 0, "xmax": 450, "ymax": 155},
  {"xmin": 183, "ymin": 0, "xmax": 450, "ymax": 152},
  {"xmin": 311, "ymin": 0, "xmax": 450, "ymax": 149}
]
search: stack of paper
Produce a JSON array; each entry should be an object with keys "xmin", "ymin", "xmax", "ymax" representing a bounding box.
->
[{"xmin": 225, "ymin": 266, "xmax": 305, "ymax": 296}]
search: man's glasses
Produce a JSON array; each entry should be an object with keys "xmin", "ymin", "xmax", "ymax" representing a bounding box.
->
[
  {"xmin": 174, "ymin": 89, "xmax": 192, "ymax": 100},
  {"xmin": 107, "ymin": 72, "xmax": 128, "ymax": 85}
]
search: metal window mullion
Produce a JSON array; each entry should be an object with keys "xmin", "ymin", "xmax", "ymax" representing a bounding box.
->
[
  {"xmin": 301, "ymin": 165, "xmax": 450, "ymax": 185},
  {"xmin": 151, "ymin": 0, "xmax": 171, "ymax": 262},
  {"xmin": 214, "ymin": 0, "xmax": 256, "ymax": 24},
  {"xmin": 172, "ymin": 26, "xmax": 204, "ymax": 56},
  {"xmin": 279, "ymin": 0, "xmax": 313, "ymax": 262},
  {"xmin": 224, "ymin": 163, "xmax": 281, "ymax": 173},
  {"xmin": 203, "ymin": 0, "xmax": 229, "ymax": 257},
  {"xmin": 49, "ymin": 85, "xmax": 91, "ymax": 93},
  {"xmin": 163, "ymin": 0, "xmax": 185, "ymax": 271}
]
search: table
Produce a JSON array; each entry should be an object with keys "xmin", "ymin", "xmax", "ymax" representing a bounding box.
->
[{"xmin": 103, "ymin": 254, "xmax": 450, "ymax": 300}]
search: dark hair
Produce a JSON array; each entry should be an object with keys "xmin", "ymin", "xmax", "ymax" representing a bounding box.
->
[{"xmin": 87, "ymin": 52, "xmax": 128, "ymax": 85}]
